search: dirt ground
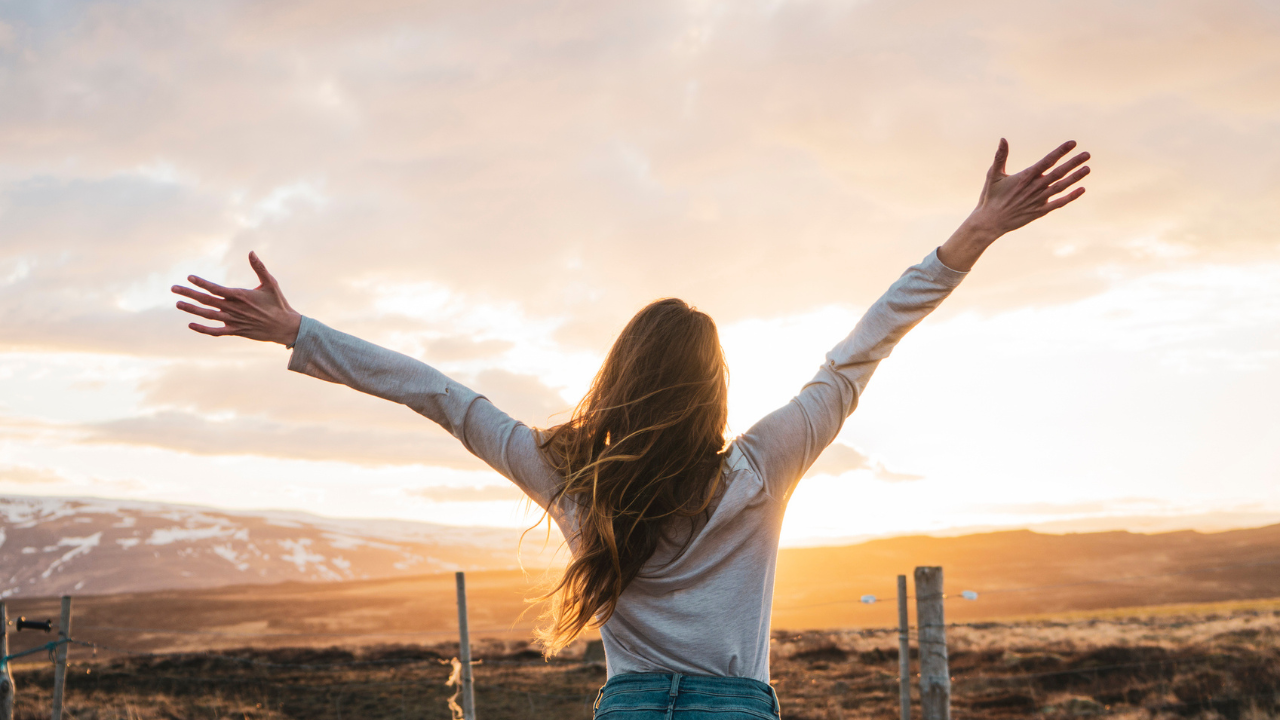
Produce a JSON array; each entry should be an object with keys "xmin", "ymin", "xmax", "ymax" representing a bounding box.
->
[{"xmin": 6, "ymin": 599, "xmax": 1279, "ymax": 720}]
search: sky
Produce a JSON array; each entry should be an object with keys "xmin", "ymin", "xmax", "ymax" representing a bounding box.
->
[{"xmin": 1, "ymin": 0, "xmax": 1278, "ymax": 546}]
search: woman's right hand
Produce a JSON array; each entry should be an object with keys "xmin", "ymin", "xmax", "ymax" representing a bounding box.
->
[
  {"xmin": 172, "ymin": 251, "xmax": 302, "ymax": 347},
  {"xmin": 971, "ymin": 138, "xmax": 1090, "ymax": 237},
  {"xmin": 939, "ymin": 139, "xmax": 1090, "ymax": 271}
]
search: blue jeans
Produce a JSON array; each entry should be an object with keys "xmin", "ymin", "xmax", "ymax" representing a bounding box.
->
[{"xmin": 593, "ymin": 672, "xmax": 782, "ymax": 720}]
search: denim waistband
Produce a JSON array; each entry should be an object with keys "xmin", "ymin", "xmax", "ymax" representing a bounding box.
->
[{"xmin": 594, "ymin": 672, "xmax": 781, "ymax": 719}]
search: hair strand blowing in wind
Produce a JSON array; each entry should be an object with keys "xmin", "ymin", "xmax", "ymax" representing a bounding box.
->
[{"xmin": 531, "ymin": 297, "xmax": 730, "ymax": 656}]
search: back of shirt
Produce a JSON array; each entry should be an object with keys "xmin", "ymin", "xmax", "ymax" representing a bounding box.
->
[
  {"xmin": 598, "ymin": 443, "xmax": 782, "ymax": 680},
  {"xmin": 286, "ymin": 248, "xmax": 966, "ymax": 684}
]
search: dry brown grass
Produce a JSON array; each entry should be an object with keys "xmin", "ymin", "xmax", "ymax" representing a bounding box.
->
[
  {"xmin": 771, "ymin": 600, "xmax": 1280, "ymax": 719},
  {"xmin": 6, "ymin": 599, "xmax": 1278, "ymax": 720}
]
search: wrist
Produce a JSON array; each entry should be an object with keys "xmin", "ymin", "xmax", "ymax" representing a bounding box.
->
[
  {"xmin": 957, "ymin": 212, "xmax": 1001, "ymax": 247},
  {"xmin": 938, "ymin": 217, "xmax": 1000, "ymax": 272},
  {"xmin": 281, "ymin": 312, "xmax": 302, "ymax": 348}
]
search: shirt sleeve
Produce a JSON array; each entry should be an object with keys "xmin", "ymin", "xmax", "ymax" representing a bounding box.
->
[
  {"xmin": 286, "ymin": 317, "xmax": 564, "ymax": 511},
  {"xmin": 735, "ymin": 248, "xmax": 968, "ymax": 502}
]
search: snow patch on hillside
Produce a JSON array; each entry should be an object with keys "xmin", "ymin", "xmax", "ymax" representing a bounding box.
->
[
  {"xmin": 146, "ymin": 525, "xmax": 245, "ymax": 545},
  {"xmin": 322, "ymin": 532, "xmax": 401, "ymax": 552},
  {"xmin": 41, "ymin": 532, "xmax": 101, "ymax": 578},
  {"xmin": 212, "ymin": 544, "xmax": 250, "ymax": 571},
  {"xmin": 278, "ymin": 539, "xmax": 326, "ymax": 572}
]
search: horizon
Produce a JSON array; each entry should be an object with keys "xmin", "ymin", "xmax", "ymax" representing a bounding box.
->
[
  {"xmin": 1, "ymin": 0, "xmax": 1278, "ymax": 546},
  {"xmin": 5, "ymin": 490, "xmax": 1278, "ymax": 551}
]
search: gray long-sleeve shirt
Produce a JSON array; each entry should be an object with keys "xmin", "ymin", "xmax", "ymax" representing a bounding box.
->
[{"xmin": 287, "ymin": 248, "xmax": 967, "ymax": 682}]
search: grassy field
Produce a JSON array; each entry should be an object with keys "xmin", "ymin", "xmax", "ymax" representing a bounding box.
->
[{"xmin": 5, "ymin": 598, "xmax": 1279, "ymax": 720}]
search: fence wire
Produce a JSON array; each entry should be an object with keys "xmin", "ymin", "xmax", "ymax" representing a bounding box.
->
[{"xmin": 3, "ymin": 558, "xmax": 1277, "ymax": 718}]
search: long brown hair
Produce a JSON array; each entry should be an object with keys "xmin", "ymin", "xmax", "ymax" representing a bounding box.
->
[{"xmin": 532, "ymin": 297, "xmax": 729, "ymax": 655}]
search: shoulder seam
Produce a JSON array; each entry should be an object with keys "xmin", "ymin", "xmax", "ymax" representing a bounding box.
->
[{"xmin": 725, "ymin": 440, "xmax": 776, "ymax": 502}]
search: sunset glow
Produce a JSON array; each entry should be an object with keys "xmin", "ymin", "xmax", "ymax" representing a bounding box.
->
[{"xmin": 1, "ymin": 0, "xmax": 1277, "ymax": 546}]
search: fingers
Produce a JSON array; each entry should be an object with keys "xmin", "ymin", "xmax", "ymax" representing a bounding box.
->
[
  {"xmin": 990, "ymin": 138, "xmax": 1009, "ymax": 177},
  {"xmin": 1041, "ymin": 151, "xmax": 1090, "ymax": 186},
  {"xmin": 1045, "ymin": 165, "xmax": 1090, "ymax": 197},
  {"xmin": 187, "ymin": 322, "xmax": 234, "ymax": 337},
  {"xmin": 248, "ymin": 251, "xmax": 275, "ymax": 289},
  {"xmin": 175, "ymin": 301, "xmax": 223, "ymax": 321},
  {"xmin": 1028, "ymin": 140, "xmax": 1077, "ymax": 176},
  {"xmin": 1044, "ymin": 187, "xmax": 1086, "ymax": 213},
  {"xmin": 187, "ymin": 274, "xmax": 234, "ymax": 297},
  {"xmin": 171, "ymin": 284, "xmax": 226, "ymax": 309}
]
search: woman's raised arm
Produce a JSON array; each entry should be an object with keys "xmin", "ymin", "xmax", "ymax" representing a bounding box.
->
[
  {"xmin": 737, "ymin": 139, "xmax": 1090, "ymax": 502},
  {"xmin": 171, "ymin": 254, "xmax": 566, "ymax": 516}
]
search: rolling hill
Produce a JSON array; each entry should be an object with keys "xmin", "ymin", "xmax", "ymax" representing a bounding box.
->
[{"xmin": 0, "ymin": 495, "xmax": 562, "ymax": 599}]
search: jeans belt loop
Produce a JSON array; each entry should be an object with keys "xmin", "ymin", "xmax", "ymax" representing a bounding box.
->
[{"xmin": 664, "ymin": 673, "xmax": 683, "ymax": 720}]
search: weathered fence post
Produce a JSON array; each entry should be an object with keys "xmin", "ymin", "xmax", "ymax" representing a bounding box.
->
[
  {"xmin": 455, "ymin": 572, "xmax": 476, "ymax": 720},
  {"xmin": 51, "ymin": 596, "xmax": 71, "ymax": 720},
  {"xmin": 914, "ymin": 567, "xmax": 950, "ymax": 720},
  {"xmin": 1, "ymin": 602, "xmax": 14, "ymax": 720},
  {"xmin": 897, "ymin": 574, "xmax": 911, "ymax": 720}
]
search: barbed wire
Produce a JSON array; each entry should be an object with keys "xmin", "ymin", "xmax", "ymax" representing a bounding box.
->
[
  {"xmin": 0, "ymin": 637, "xmax": 70, "ymax": 670},
  {"xmin": 75, "ymin": 624, "xmax": 532, "ymax": 638},
  {"xmin": 8, "ymin": 639, "xmax": 599, "ymax": 705},
  {"xmin": 70, "ymin": 639, "xmax": 557, "ymax": 670},
  {"xmin": 106, "ymin": 669, "xmax": 599, "ymax": 701},
  {"xmin": 64, "ymin": 639, "xmax": 451, "ymax": 670},
  {"xmin": 3, "ymin": 558, "xmax": 1275, "ymax": 718},
  {"xmin": 2, "ymin": 629, "xmax": 1269, "ymax": 717}
]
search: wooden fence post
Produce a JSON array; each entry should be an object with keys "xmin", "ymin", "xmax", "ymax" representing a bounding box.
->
[
  {"xmin": 1, "ymin": 602, "xmax": 14, "ymax": 720},
  {"xmin": 51, "ymin": 596, "xmax": 71, "ymax": 720},
  {"xmin": 897, "ymin": 575, "xmax": 911, "ymax": 720},
  {"xmin": 455, "ymin": 572, "xmax": 476, "ymax": 720},
  {"xmin": 914, "ymin": 568, "xmax": 950, "ymax": 720}
]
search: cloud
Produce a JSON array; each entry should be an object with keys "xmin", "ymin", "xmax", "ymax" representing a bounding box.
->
[
  {"xmin": 406, "ymin": 484, "xmax": 526, "ymax": 503},
  {"xmin": 804, "ymin": 443, "xmax": 922, "ymax": 483},
  {"xmin": 426, "ymin": 337, "xmax": 514, "ymax": 362},
  {"xmin": 86, "ymin": 411, "xmax": 486, "ymax": 469},
  {"xmin": 986, "ymin": 0, "xmax": 1280, "ymax": 115},
  {"xmin": 0, "ymin": 464, "xmax": 148, "ymax": 494},
  {"xmin": 130, "ymin": 359, "xmax": 439, "ymax": 429},
  {"xmin": 0, "ymin": 464, "xmax": 67, "ymax": 485},
  {"xmin": 471, "ymin": 369, "xmax": 572, "ymax": 426},
  {"xmin": 971, "ymin": 500, "xmax": 1142, "ymax": 517},
  {"xmin": 76, "ymin": 358, "xmax": 574, "ymax": 466},
  {"xmin": 0, "ymin": 0, "xmax": 1275, "ymax": 363}
]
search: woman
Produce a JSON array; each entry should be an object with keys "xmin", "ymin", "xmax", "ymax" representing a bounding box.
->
[{"xmin": 173, "ymin": 138, "xmax": 1088, "ymax": 719}]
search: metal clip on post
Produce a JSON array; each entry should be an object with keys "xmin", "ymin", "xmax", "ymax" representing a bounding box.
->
[{"xmin": 15, "ymin": 618, "xmax": 52, "ymax": 633}]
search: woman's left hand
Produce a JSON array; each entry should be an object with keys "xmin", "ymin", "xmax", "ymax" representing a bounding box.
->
[{"xmin": 172, "ymin": 251, "xmax": 302, "ymax": 347}]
